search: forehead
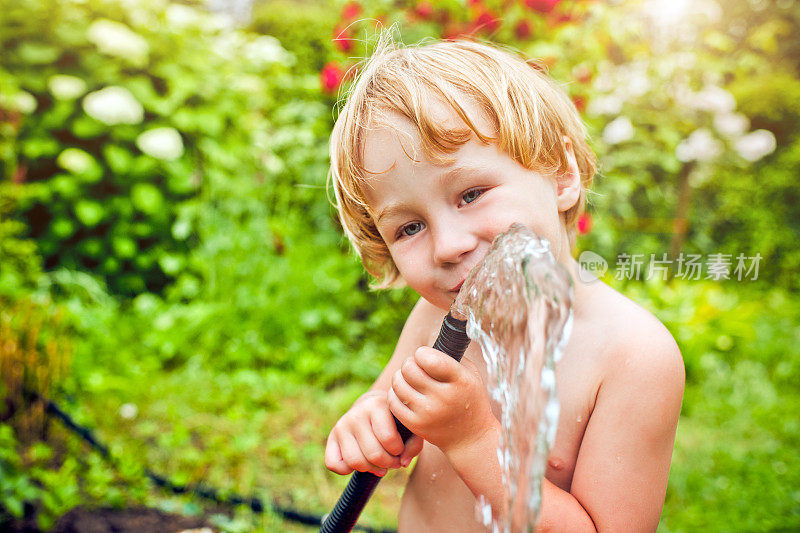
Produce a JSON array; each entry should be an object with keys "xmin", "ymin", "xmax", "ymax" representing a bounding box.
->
[{"xmin": 360, "ymin": 93, "xmax": 495, "ymax": 182}]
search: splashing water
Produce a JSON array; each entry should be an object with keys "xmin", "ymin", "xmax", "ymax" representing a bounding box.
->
[{"xmin": 452, "ymin": 223, "xmax": 574, "ymax": 532}]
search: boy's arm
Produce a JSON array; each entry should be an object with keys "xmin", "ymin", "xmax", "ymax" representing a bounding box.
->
[
  {"xmin": 445, "ymin": 317, "xmax": 684, "ymax": 532},
  {"xmin": 368, "ymin": 296, "xmax": 444, "ymax": 394},
  {"xmin": 566, "ymin": 318, "xmax": 684, "ymax": 532}
]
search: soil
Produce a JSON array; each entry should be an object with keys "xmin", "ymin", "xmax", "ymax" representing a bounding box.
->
[{"xmin": 5, "ymin": 506, "xmax": 218, "ymax": 533}]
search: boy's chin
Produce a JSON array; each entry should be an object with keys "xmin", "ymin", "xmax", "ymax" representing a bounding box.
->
[{"xmin": 420, "ymin": 292, "xmax": 459, "ymax": 313}]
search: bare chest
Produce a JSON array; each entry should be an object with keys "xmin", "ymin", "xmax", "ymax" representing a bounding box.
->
[
  {"xmin": 398, "ymin": 316, "xmax": 607, "ymax": 531},
  {"xmin": 429, "ymin": 315, "xmax": 605, "ymax": 487}
]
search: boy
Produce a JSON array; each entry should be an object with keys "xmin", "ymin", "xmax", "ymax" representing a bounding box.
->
[{"xmin": 325, "ymin": 31, "xmax": 684, "ymax": 532}]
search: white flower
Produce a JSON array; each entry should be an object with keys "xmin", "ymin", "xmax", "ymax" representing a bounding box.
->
[
  {"xmin": 119, "ymin": 403, "xmax": 138, "ymax": 420},
  {"xmin": 587, "ymin": 94, "xmax": 623, "ymax": 116},
  {"xmin": 87, "ymin": 19, "xmax": 149, "ymax": 65},
  {"xmin": 675, "ymin": 128, "xmax": 723, "ymax": 162},
  {"xmin": 213, "ymin": 32, "xmax": 246, "ymax": 61},
  {"xmin": 13, "ymin": 91, "xmax": 37, "ymax": 113},
  {"xmin": 245, "ymin": 35, "xmax": 294, "ymax": 66},
  {"xmin": 166, "ymin": 4, "xmax": 203, "ymax": 28},
  {"xmin": 735, "ymin": 129, "xmax": 776, "ymax": 161},
  {"xmin": 48, "ymin": 75, "xmax": 87, "ymax": 100},
  {"xmin": 714, "ymin": 112, "xmax": 749, "ymax": 138},
  {"xmin": 690, "ymin": 85, "xmax": 736, "ymax": 114},
  {"xmin": 83, "ymin": 86, "xmax": 144, "ymax": 125},
  {"xmin": 602, "ymin": 116, "xmax": 634, "ymax": 145},
  {"xmin": 136, "ymin": 127, "xmax": 184, "ymax": 160},
  {"xmin": 622, "ymin": 70, "xmax": 651, "ymax": 98},
  {"xmin": 57, "ymin": 148, "xmax": 94, "ymax": 174}
]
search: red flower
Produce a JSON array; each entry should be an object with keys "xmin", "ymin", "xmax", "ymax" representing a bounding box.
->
[
  {"xmin": 514, "ymin": 19, "xmax": 532, "ymax": 40},
  {"xmin": 572, "ymin": 64, "xmax": 593, "ymax": 84},
  {"xmin": 472, "ymin": 10, "xmax": 501, "ymax": 34},
  {"xmin": 415, "ymin": 1, "xmax": 434, "ymax": 20},
  {"xmin": 552, "ymin": 11, "xmax": 574, "ymax": 25},
  {"xmin": 467, "ymin": 0, "xmax": 483, "ymax": 5},
  {"xmin": 572, "ymin": 95, "xmax": 586, "ymax": 113},
  {"xmin": 577, "ymin": 213, "xmax": 592, "ymax": 234},
  {"xmin": 524, "ymin": 0, "xmax": 559, "ymax": 13},
  {"xmin": 340, "ymin": 1, "xmax": 362, "ymax": 20},
  {"xmin": 320, "ymin": 62, "xmax": 344, "ymax": 93},
  {"xmin": 332, "ymin": 26, "xmax": 355, "ymax": 53}
]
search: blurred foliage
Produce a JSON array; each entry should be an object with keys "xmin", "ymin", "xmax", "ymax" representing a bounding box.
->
[
  {"xmin": 0, "ymin": 183, "xmax": 42, "ymax": 296},
  {"xmin": 0, "ymin": 0, "xmax": 301, "ymax": 295},
  {"xmin": 0, "ymin": 298, "xmax": 71, "ymax": 444},
  {"xmin": 249, "ymin": 0, "xmax": 341, "ymax": 75},
  {"xmin": 619, "ymin": 278, "xmax": 800, "ymax": 531},
  {"xmin": 0, "ymin": 0, "xmax": 798, "ymax": 531}
]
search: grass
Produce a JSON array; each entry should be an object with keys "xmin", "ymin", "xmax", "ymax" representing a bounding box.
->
[{"xmin": 66, "ymin": 363, "xmax": 408, "ymax": 531}]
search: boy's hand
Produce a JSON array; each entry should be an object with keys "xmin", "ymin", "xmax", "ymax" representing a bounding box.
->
[
  {"xmin": 388, "ymin": 346, "xmax": 496, "ymax": 454},
  {"xmin": 325, "ymin": 389, "xmax": 424, "ymax": 477}
]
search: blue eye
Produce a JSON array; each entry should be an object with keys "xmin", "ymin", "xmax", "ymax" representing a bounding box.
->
[
  {"xmin": 462, "ymin": 188, "xmax": 485, "ymax": 204},
  {"xmin": 400, "ymin": 222, "xmax": 423, "ymax": 237}
]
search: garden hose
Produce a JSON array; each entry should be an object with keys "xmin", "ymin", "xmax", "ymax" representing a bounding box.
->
[{"xmin": 320, "ymin": 311, "xmax": 471, "ymax": 533}]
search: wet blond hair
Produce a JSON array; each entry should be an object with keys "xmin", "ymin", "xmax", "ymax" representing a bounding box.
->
[{"xmin": 328, "ymin": 27, "xmax": 596, "ymax": 289}]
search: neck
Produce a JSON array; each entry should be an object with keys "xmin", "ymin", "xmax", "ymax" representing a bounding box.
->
[{"xmin": 554, "ymin": 231, "xmax": 596, "ymax": 321}]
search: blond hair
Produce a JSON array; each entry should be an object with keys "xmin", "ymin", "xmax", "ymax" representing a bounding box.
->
[{"xmin": 328, "ymin": 27, "xmax": 596, "ymax": 289}]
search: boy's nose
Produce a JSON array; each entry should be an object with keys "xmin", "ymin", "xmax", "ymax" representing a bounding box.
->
[{"xmin": 431, "ymin": 224, "xmax": 479, "ymax": 265}]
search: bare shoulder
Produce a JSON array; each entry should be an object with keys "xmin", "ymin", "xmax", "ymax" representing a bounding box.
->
[
  {"xmin": 587, "ymin": 281, "xmax": 685, "ymax": 415},
  {"xmin": 569, "ymin": 282, "xmax": 685, "ymax": 530}
]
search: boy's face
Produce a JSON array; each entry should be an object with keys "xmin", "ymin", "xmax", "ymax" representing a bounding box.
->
[{"xmin": 361, "ymin": 98, "xmax": 581, "ymax": 311}]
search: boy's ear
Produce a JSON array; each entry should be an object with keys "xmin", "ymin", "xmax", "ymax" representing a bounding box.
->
[{"xmin": 555, "ymin": 136, "xmax": 582, "ymax": 213}]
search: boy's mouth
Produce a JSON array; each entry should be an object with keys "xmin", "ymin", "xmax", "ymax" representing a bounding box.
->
[{"xmin": 450, "ymin": 280, "xmax": 465, "ymax": 292}]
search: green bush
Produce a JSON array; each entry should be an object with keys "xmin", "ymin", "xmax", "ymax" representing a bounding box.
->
[
  {"xmin": 0, "ymin": 183, "xmax": 42, "ymax": 297},
  {"xmin": 1, "ymin": 0, "xmax": 298, "ymax": 295}
]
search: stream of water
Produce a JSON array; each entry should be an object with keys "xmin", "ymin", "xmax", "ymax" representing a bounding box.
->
[{"xmin": 451, "ymin": 223, "xmax": 574, "ymax": 532}]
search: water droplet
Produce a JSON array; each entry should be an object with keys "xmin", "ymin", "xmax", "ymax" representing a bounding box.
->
[{"xmin": 576, "ymin": 415, "xmax": 583, "ymax": 423}]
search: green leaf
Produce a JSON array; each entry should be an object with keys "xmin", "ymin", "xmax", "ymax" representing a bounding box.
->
[
  {"xmin": 5, "ymin": 495, "xmax": 23, "ymax": 518},
  {"xmin": 57, "ymin": 148, "xmax": 103, "ymax": 182},
  {"xmin": 78, "ymin": 237, "xmax": 104, "ymax": 258},
  {"xmin": 50, "ymin": 174, "xmax": 80, "ymax": 199},
  {"xmin": 158, "ymin": 253, "xmax": 184, "ymax": 275},
  {"xmin": 112, "ymin": 236, "xmax": 137, "ymax": 258},
  {"xmin": 103, "ymin": 143, "xmax": 134, "ymax": 174},
  {"xmin": 16, "ymin": 42, "xmax": 60, "ymax": 64},
  {"xmin": 51, "ymin": 217, "xmax": 76, "ymax": 239},
  {"xmin": 130, "ymin": 183, "xmax": 165, "ymax": 215},
  {"xmin": 74, "ymin": 199, "xmax": 105, "ymax": 227},
  {"xmin": 71, "ymin": 115, "xmax": 106, "ymax": 139}
]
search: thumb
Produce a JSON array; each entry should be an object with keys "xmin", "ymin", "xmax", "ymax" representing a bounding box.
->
[{"xmin": 400, "ymin": 434, "xmax": 424, "ymax": 467}]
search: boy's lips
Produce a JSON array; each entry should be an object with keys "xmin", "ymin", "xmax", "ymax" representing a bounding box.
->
[{"xmin": 450, "ymin": 280, "xmax": 465, "ymax": 292}]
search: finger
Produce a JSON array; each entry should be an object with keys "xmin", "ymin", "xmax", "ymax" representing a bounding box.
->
[
  {"xmin": 391, "ymin": 367, "xmax": 426, "ymax": 412},
  {"xmin": 339, "ymin": 430, "xmax": 387, "ymax": 477},
  {"xmin": 400, "ymin": 355, "xmax": 438, "ymax": 394},
  {"xmin": 388, "ymin": 384, "xmax": 418, "ymax": 430},
  {"xmin": 414, "ymin": 346, "xmax": 460, "ymax": 382},
  {"xmin": 370, "ymin": 408, "xmax": 406, "ymax": 457},
  {"xmin": 400, "ymin": 434, "xmax": 424, "ymax": 467},
  {"xmin": 355, "ymin": 420, "xmax": 402, "ymax": 469},
  {"xmin": 324, "ymin": 433, "xmax": 352, "ymax": 475}
]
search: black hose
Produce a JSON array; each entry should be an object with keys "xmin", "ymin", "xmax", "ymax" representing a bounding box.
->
[{"xmin": 320, "ymin": 311, "xmax": 471, "ymax": 533}]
